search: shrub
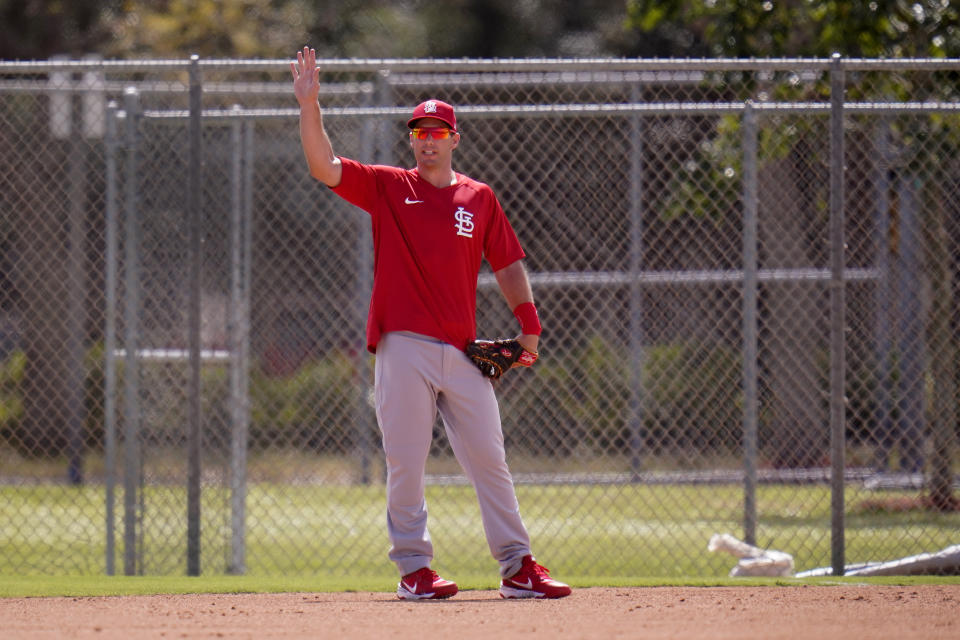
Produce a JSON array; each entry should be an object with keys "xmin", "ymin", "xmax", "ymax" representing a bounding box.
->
[{"xmin": 500, "ymin": 336, "xmax": 743, "ymax": 459}]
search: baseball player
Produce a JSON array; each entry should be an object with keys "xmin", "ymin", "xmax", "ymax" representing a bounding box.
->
[{"xmin": 291, "ymin": 47, "xmax": 570, "ymax": 600}]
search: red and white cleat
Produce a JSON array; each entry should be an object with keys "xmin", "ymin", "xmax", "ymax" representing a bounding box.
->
[
  {"xmin": 500, "ymin": 555, "xmax": 572, "ymax": 599},
  {"xmin": 396, "ymin": 567, "xmax": 458, "ymax": 600}
]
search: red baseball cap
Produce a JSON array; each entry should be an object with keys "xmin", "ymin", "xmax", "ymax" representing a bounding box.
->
[{"xmin": 407, "ymin": 99, "xmax": 457, "ymax": 131}]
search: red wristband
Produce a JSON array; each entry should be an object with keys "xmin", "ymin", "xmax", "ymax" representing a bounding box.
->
[{"xmin": 513, "ymin": 302, "xmax": 542, "ymax": 336}]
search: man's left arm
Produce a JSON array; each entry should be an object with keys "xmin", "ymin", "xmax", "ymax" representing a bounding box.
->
[{"xmin": 493, "ymin": 259, "xmax": 540, "ymax": 354}]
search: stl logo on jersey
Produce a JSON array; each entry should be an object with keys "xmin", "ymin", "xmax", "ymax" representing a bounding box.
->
[{"xmin": 454, "ymin": 207, "xmax": 475, "ymax": 238}]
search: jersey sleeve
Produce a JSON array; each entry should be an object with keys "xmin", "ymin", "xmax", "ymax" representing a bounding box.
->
[
  {"xmin": 483, "ymin": 190, "xmax": 526, "ymax": 271},
  {"xmin": 330, "ymin": 157, "xmax": 380, "ymax": 214}
]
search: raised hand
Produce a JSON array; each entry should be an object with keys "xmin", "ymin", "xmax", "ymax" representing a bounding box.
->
[{"xmin": 291, "ymin": 46, "xmax": 321, "ymax": 106}]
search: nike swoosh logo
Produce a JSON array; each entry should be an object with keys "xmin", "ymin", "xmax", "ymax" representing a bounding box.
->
[
  {"xmin": 405, "ymin": 197, "xmax": 424, "ymax": 204},
  {"xmin": 511, "ymin": 578, "xmax": 533, "ymax": 589},
  {"xmin": 402, "ymin": 580, "xmax": 418, "ymax": 592}
]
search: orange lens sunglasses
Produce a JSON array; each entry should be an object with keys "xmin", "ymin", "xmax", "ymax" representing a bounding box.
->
[{"xmin": 410, "ymin": 127, "xmax": 455, "ymax": 140}]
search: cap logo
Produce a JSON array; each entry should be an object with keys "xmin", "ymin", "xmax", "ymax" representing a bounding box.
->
[{"xmin": 424, "ymin": 101, "xmax": 438, "ymax": 114}]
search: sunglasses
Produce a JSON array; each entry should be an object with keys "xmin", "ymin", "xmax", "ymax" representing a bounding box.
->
[{"xmin": 410, "ymin": 127, "xmax": 456, "ymax": 140}]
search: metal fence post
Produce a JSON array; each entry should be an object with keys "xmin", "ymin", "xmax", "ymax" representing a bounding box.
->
[
  {"xmin": 228, "ymin": 105, "xmax": 251, "ymax": 574},
  {"xmin": 628, "ymin": 83, "xmax": 646, "ymax": 480},
  {"xmin": 353, "ymin": 73, "xmax": 391, "ymax": 484},
  {"xmin": 242, "ymin": 118, "xmax": 253, "ymax": 479},
  {"xmin": 741, "ymin": 101, "xmax": 759, "ymax": 546},
  {"xmin": 121, "ymin": 86, "xmax": 142, "ymax": 576},
  {"xmin": 894, "ymin": 175, "xmax": 925, "ymax": 473},
  {"xmin": 829, "ymin": 53, "xmax": 847, "ymax": 577},
  {"xmin": 872, "ymin": 118, "xmax": 893, "ymax": 473},
  {"xmin": 66, "ymin": 98, "xmax": 87, "ymax": 487},
  {"xmin": 186, "ymin": 54, "xmax": 203, "ymax": 577},
  {"xmin": 104, "ymin": 100, "xmax": 120, "ymax": 575}
]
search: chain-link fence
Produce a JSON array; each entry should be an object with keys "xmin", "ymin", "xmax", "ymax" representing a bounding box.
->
[{"xmin": 1, "ymin": 57, "xmax": 958, "ymax": 579}]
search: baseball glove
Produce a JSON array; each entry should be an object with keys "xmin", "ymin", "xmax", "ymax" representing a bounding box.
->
[{"xmin": 466, "ymin": 339, "xmax": 538, "ymax": 380}]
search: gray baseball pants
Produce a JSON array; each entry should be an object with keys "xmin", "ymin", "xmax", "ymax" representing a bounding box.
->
[{"xmin": 374, "ymin": 331, "xmax": 531, "ymax": 578}]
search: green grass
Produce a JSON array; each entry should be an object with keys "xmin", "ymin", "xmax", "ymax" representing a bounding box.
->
[
  {"xmin": 2, "ymin": 481, "xmax": 958, "ymax": 591},
  {"xmin": 2, "ymin": 574, "xmax": 959, "ymax": 599}
]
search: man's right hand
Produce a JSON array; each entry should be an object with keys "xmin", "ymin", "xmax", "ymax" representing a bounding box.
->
[
  {"xmin": 290, "ymin": 46, "xmax": 342, "ymax": 187},
  {"xmin": 291, "ymin": 46, "xmax": 321, "ymax": 106}
]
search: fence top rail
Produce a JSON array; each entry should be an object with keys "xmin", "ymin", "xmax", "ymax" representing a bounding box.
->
[
  {"xmin": 135, "ymin": 100, "xmax": 960, "ymax": 123},
  {"xmin": 0, "ymin": 78, "xmax": 372, "ymax": 96},
  {"xmin": 3, "ymin": 56, "xmax": 960, "ymax": 74}
]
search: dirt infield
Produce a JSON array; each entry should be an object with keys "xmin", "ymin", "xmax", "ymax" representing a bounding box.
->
[{"xmin": 4, "ymin": 585, "xmax": 958, "ymax": 639}]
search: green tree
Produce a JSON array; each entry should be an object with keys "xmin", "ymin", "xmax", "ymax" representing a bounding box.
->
[
  {"xmin": 0, "ymin": 0, "xmax": 119, "ymax": 58},
  {"xmin": 304, "ymin": 0, "xmax": 635, "ymax": 59},
  {"xmin": 103, "ymin": 0, "xmax": 315, "ymax": 58},
  {"xmin": 627, "ymin": 1, "xmax": 958, "ymax": 512},
  {"xmin": 624, "ymin": 0, "xmax": 960, "ymax": 58}
]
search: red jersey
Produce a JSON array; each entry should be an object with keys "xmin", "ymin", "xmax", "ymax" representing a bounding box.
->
[{"xmin": 332, "ymin": 157, "xmax": 525, "ymax": 353}]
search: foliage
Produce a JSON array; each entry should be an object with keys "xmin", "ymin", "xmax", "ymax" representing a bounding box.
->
[
  {"xmin": 102, "ymin": 0, "xmax": 316, "ymax": 58},
  {"xmin": 0, "ymin": 349, "xmax": 25, "ymax": 429},
  {"xmin": 640, "ymin": 340, "xmax": 743, "ymax": 454},
  {"xmin": 247, "ymin": 350, "xmax": 361, "ymax": 452},
  {"xmin": 658, "ymin": 113, "xmax": 745, "ymax": 223},
  {"xmin": 98, "ymin": 348, "xmax": 362, "ymax": 454},
  {"xmin": 502, "ymin": 336, "xmax": 743, "ymax": 457},
  {"xmin": 0, "ymin": 345, "xmax": 107, "ymax": 455},
  {"xmin": 625, "ymin": 0, "xmax": 960, "ymax": 58},
  {"xmin": 4, "ymin": 0, "xmax": 959, "ymax": 60},
  {"xmin": 0, "ymin": 0, "xmax": 637, "ymax": 60},
  {"xmin": 305, "ymin": 0, "xmax": 636, "ymax": 58},
  {"xmin": 0, "ymin": 0, "xmax": 121, "ymax": 59},
  {"xmin": 622, "ymin": 0, "xmax": 960, "ymax": 223},
  {"xmin": 0, "ymin": 344, "xmax": 364, "ymax": 457}
]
